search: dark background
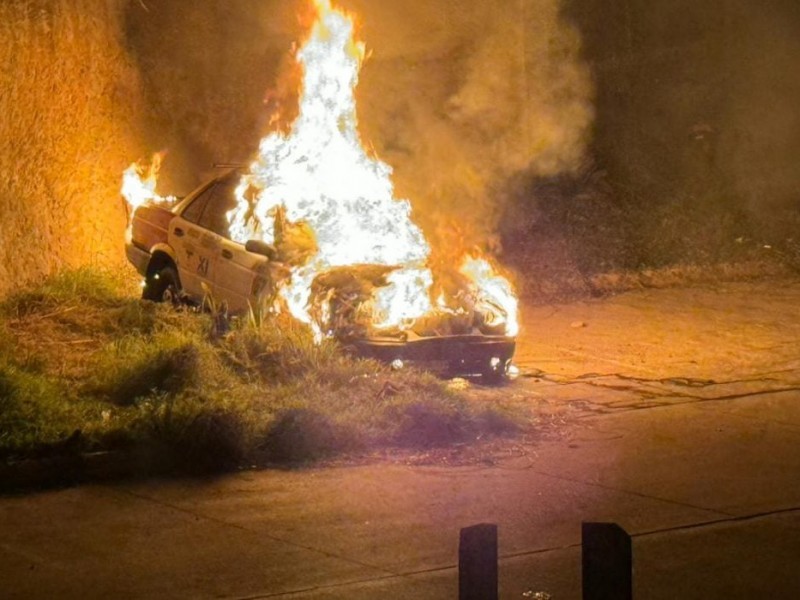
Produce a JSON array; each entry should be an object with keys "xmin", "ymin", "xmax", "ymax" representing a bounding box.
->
[
  {"xmin": 498, "ymin": 0, "xmax": 800, "ymax": 294},
  {"xmin": 555, "ymin": 0, "xmax": 800, "ymax": 269}
]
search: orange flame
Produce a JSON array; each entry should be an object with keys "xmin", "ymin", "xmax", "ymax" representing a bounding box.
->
[
  {"xmin": 228, "ymin": 0, "xmax": 518, "ymax": 337},
  {"xmin": 459, "ymin": 256, "xmax": 519, "ymax": 337},
  {"xmin": 120, "ymin": 152, "xmax": 174, "ymax": 211},
  {"xmin": 228, "ymin": 0, "xmax": 435, "ymax": 332},
  {"xmin": 123, "ymin": 1, "xmax": 519, "ymax": 339},
  {"xmin": 120, "ymin": 153, "xmax": 177, "ymax": 243}
]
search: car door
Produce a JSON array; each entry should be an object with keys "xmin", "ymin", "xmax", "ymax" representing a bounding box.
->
[
  {"xmin": 216, "ymin": 237, "xmax": 274, "ymax": 314},
  {"xmin": 197, "ymin": 174, "xmax": 272, "ymax": 313},
  {"xmin": 169, "ymin": 181, "xmax": 219, "ymax": 302}
]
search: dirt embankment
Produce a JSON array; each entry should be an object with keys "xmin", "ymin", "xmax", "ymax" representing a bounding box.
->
[{"xmin": 0, "ymin": 0, "xmax": 145, "ymax": 297}]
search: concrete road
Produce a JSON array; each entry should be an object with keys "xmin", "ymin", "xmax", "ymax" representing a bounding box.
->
[{"xmin": 2, "ymin": 280, "xmax": 800, "ymax": 599}]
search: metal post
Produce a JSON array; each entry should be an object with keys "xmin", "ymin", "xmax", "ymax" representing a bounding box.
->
[
  {"xmin": 459, "ymin": 523, "xmax": 498, "ymax": 600},
  {"xmin": 582, "ymin": 522, "xmax": 632, "ymax": 600}
]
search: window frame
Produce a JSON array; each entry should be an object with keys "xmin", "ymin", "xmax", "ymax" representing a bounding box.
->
[
  {"xmin": 196, "ymin": 175, "xmax": 240, "ymax": 240},
  {"xmin": 179, "ymin": 182, "xmax": 217, "ymax": 226}
]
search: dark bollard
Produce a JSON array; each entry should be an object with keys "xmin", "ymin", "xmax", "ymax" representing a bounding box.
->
[
  {"xmin": 582, "ymin": 522, "xmax": 632, "ymax": 600},
  {"xmin": 459, "ymin": 523, "xmax": 498, "ymax": 600}
]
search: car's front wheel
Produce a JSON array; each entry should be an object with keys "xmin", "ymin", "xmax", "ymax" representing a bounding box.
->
[{"xmin": 143, "ymin": 264, "xmax": 182, "ymax": 307}]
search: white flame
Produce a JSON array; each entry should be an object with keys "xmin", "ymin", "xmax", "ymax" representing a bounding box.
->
[
  {"xmin": 220, "ymin": 0, "xmax": 518, "ymax": 338},
  {"xmin": 460, "ymin": 256, "xmax": 519, "ymax": 337},
  {"xmin": 121, "ymin": 153, "xmax": 176, "ymax": 211},
  {"xmin": 228, "ymin": 0, "xmax": 433, "ymax": 329},
  {"xmin": 123, "ymin": 1, "xmax": 520, "ymax": 339}
]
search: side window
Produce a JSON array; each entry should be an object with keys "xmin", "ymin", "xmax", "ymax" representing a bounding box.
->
[
  {"xmin": 198, "ymin": 176, "xmax": 240, "ymax": 239},
  {"xmin": 180, "ymin": 183, "xmax": 216, "ymax": 225}
]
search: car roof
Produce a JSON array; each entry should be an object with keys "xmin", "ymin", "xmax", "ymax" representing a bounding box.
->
[{"xmin": 173, "ymin": 168, "xmax": 242, "ymax": 214}]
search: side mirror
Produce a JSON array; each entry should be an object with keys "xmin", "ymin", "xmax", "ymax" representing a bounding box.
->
[{"xmin": 245, "ymin": 239, "xmax": 277, "ymax": 260}]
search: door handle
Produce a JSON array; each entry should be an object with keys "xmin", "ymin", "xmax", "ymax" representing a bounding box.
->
[
  {"xmin": 221, "ymin": 249, "xmax": 233, "ymax": 259},
  {"xmin": 174, "ymin": 227, "xmax": 185, "ymax": 237}
]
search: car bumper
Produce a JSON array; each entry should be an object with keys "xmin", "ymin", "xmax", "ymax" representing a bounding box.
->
[
  {"xmin": 349, "ymin": 334, "xmax": 516, "ymax": 378},
  {"xmin": 125, "ymin": 243, "xmax": 151, "ymax": 277}
]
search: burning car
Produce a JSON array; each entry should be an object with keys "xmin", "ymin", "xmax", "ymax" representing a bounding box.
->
[{"xmin": 123, "ymin": 0, "xmax": 518, "ymax": 380}]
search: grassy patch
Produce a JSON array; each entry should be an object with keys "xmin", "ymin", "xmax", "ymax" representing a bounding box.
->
[
  {"xmin": 0, "ymin": 270, "xmax": 528, "ymax": 472},
  {"xmin": 0, "ymin": 364, "xmax": 81, "ymax": 458}
]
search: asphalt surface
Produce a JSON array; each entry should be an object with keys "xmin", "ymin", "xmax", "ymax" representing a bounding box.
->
[{"xmin": 2, "ymin": 279, "xmax": 800, "ymax": 599}]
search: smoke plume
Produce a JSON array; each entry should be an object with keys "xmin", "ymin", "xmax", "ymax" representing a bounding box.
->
[{"xmin": 125, "ymin": 0, "xmax": 593, "ymax": 259}]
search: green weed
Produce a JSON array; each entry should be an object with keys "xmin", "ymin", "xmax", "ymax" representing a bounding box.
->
[{"xmin": 0, "ymin": 269, "xmax": 527, "ymax": 469}]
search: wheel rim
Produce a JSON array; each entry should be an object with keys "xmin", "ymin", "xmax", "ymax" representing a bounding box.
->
[{"xmin": 162, "ymin": 285, "xmax": 179, "ymax": 306}]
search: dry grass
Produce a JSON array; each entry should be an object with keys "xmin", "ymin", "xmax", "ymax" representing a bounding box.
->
[
  {"xmin": 0, "ymin": 0, "xmax": 145, "ymax": 298},
  {"xmin": 499, "ymin": 167, "xmax": 799, "ymax": 303}
]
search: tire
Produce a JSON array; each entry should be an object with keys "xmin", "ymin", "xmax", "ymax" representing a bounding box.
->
[{"xmin": 142, "ymin": 264, "xmax": 182, "ymax": 306}]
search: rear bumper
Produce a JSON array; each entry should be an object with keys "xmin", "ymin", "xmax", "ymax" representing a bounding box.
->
[
  {"xmin": 125, "ymin": 243, "xmax": 151, "ymax": 277},
  {"xmin": 350, "ymin": 334, "xmax": 516, "ymax": 377}
]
